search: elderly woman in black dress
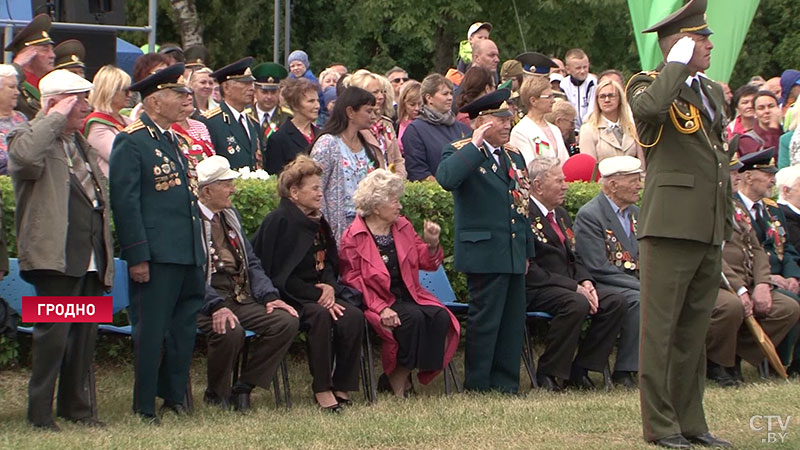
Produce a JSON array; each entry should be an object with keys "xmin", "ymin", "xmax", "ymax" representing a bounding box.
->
[{"xmin": 252, "ymin": 155, "xmax": 364, "ymax": 412}]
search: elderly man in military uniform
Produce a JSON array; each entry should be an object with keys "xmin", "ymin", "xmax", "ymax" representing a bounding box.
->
[
  {"xmin": 251, "ymin": 62, "xmax": 292, "ymax": 140},
  {"xmin": 736, "ymin": 148, "xmax": 800, "ymax": 373},
  {"xmin": 53, "ymin": 40, "xmax": 86, "ymax": 78},
  {"xmin": 201, "ymin": 57, "xmax": 262, "ymax": 170},
  {"xmin": 436, "ymin": 89, "xmax": 535, "ymax": 393},
  {"xmin": 573, "ymin": 156, "xmax": 644, "ymax": 389},
  {"xmin": 5, "ymin": 14, "xmax": 55, "ymax": 119},
  {"xmin": 194, "ymin": 156, "xmax": 299, "ymax": 413},
  {"xmin": 109, "ymin": 64, "xmax": 205, "ymax": 424},
  {"xmin": 8, "ymin": 70, "xmax": 113, "ymax": 431},
  {"xmin": 706, "ymin": 154, "xmax": 800, "ymax": 388},
  {"xmin": 626, "ymin": 0, "xmax": 732, "ymax": 447},
  {"xmin": 525, "ymin": 156, "xmax": 625, "ymax": 392}
]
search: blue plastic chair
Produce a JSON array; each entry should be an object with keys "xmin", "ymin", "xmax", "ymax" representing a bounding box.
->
[
  {"xmin": 0, "ymin": 259, "xmax": 36, "ymax": 334},
  {"xmin": 418, "ymin": 266, "xmax": 465, "ymax": 394},
  {"xmin": 97, "ymin": 259, "xmax": 131, "ymax": 334}
]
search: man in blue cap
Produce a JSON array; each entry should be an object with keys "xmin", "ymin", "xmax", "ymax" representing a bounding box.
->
[
  {"xmin": 202, "ymin": 57, "xmax": 262, "ymax": 170},
  {"xmin": 436, "ymin": 89, "xmax": 535, "ymax": 393},
  {"xmin": 109, "ymin": 64, "xmax": 206, "ymax": 424},
  {"xmin": 626, "ymin": 0, "xmax": 732, "ymax": 447}
]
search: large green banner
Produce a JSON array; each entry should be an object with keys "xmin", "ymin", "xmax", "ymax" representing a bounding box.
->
[{"xmin": 627, "ymin": 0, "xmax": 760, "ymax": 83}]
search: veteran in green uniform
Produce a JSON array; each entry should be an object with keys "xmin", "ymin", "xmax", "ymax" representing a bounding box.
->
[
  {"xmin": 201, "ymin": 58, "xmax": 262, "ymax": 170},
  {"xmin": 436, "ymin": 89, "xmax": 535, "ymax": 393},
  {"xmin": 626, "ymin": 0, "xmax": 732, "ymax": 447},
  {"xmin": 5, "ymin": 14, "xmax": 55, "ymax": 119},
  {"xmin": 53, "ymin": 39, "xmax": 86, "ymax": 78},
  {"xmin": 251, "ymin": 62, "xmax": 293, "ymax": 141},
  {"xmin": 109, "ymin": 64, "xmax": 206, "ymax": 424}
]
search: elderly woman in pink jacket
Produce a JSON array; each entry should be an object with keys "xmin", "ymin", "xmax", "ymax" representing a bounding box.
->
[{"xmin": 339, "ymin": 169, "xmax": 460, "ymax": 397}]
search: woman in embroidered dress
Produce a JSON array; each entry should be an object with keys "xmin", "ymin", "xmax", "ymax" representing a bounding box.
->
[
  {"xmin": 310, "ymin": 86, "xmax": 380, "ymax": 242},
  {"xmin": 84, "ymin": 65, "xmax": 132, "ymax": 176},
  {"xmin": 509, "ymin": 75, "xmax": 569, "ymax": 167}
]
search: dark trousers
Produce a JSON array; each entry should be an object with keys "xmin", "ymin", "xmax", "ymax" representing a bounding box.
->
[
  {"xmin": 596, "ymin": 284, "xmax": 641, "ymax": 373},
  {"xmin": 26, "ymin": 271, "xmax": 103, "ymax": 426},
  {"xmin": 639, "ymin": 238, "xmax": 720, "ymax": 442},
  {"xmin": 527, "ymin": 285, "xmax": 624, "ymax": 380},
  {"xmin": 391, "ymin": 301, "xmax": 450, "ymax": 371},
  {"xmin": 196, "ymin": 298, "xmax": 299, "ymax": 399},
  {"xmin": 300, "ymin": 300, "xmax": 364, "ymax": 393},
  {"xmin": 129, "ymin": 263, "xmax": 204, "ymax": 415},
  {"xmin": 464, "ymin": 273, "xmax": 526, "ymax": 393}
]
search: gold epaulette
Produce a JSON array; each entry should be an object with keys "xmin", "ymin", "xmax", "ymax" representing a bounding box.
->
[
  {"xmin": 122, "ymin": 120, "xmax": 145, "ymax": 134},
  {"xmin": 763, "ymin": 198, "xmax": 778, "ymax": 208},
  {"xmin": 280, "ymin": 106, "xmax": 294, "ymax": 116},
  {"xmin": 451, "ymin": 137, "xmax": 472, "ymax": 150},
  {"xmin": 505, "ymin": 143, "xmax": 520, "ymax": 154},
  {"xmin": 625, "ymin": 71, "xmax": 658, "ymax": 96},
  {"xmin": 203, "ymin": 106, "xmax": 222, "ymax": 119}
]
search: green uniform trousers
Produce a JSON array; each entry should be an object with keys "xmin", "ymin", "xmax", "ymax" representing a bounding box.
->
[
  {"xmin": 639, "ymin": 237, "xmax": 720, "ymax": 442},
  {"xmin": 774, "ymin": 289, "xmax": 800, "ymax": 365},
  {"xmin": 464, "ymin": 272, "xmax": 525, "ymax": 393},
  {"xmin": 130, "ymin": 263, "xmax": 204, "ymax": 415}
]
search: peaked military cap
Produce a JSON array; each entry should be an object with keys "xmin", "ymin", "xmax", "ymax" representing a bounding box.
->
[
  {"xmin": 500, "ymin": 60, "xmax": 524, "ymax": 80},
  {"xmin": 460, "ymin": 88, "xmax": 512, "ymax": 120},
  {"xmin": 5, "ymin": 14, "xmax": 53, "ymax": 53},
  {"xmin": 184, "ymin": 45, "xmax": 210, "ymax": 70},
  {"xmin": 129, "ymin": 63, "xmax": 191, "ymax": 99},
  {"xmin": 53, "ymin": 39, "xmax": 86, "ymax": 70},
  {"xmin": 211, "ymin": 57, "xmax": 255, "ymax": 83},
  {"xmin": 515, "ymin": 52, "xmax": 557, "ymax": 75},
  {"xmin": 252, "ymin": 62, "xmax": 288, "ymax": 90},
  {"xmin": 738, "ymin": 148, "xmax": 777, "ymax": 174},
  {"xmin": 642, "ymin": 0, "xmax": 713, "ymax": 38}
]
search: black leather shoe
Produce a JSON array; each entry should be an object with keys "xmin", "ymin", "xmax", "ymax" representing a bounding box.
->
[
  {"xmin": 70, "ymin": 417, "xmax": 106, "ymax": 428},
  {"xmin": 651, "ymin": 434, "xmax": 692, "ymax": 448},
  {"xmin": 203, "ymin": 390, "xmax": 230, "ymax": 409},
  {"xmin": 612, "ymin": 371, "xmax": 638, "ymax": 389},
  {"xmin": 334, "ymin": 395, "xmax": 353, "ymax": 407},
  {"xmin": 31, "ymin": 421, "xmax": 61, "ymax": 432},
  {"xmin": 536, "ymin": 373, "xmax": 562, "ymax": 392},
  {"xmin": 566, "ymin": 374, "xmax": 596, "ymax": 390},
  {"xmin": 706, "ymin": 361, "xmax": 739, "ymax": 388},
  {"xmin": 136, "ymin": 412, "xmax": 161, "ymax": 425},
  {"xmin": 229, "ymin": 392, "xmax": 251, "ymax": 413},
  {"xmin": 318, "ymin": 402, "xmax": 344, "ymax": 414},
  {"xmin": 160, "ymin": 401, "xmax": 190, "ymax": 416},
  {"xmin": 686, "ymin": 432, "xmax": 732, "ymax": 447}
]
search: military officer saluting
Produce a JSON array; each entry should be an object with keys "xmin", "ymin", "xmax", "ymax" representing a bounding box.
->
[
  {"xmin": 5, "ymin": 14, "xmax": 55, "ymax": 119},
  {"xmin": 436, "ymin": 89, "xmax": 535, "ymax": 394},
  {"xmin": 53, "ymin": 39, "xmax": 86, "ymax": 78},
  {"xmin": 109, "ymin": 64, "xmax": 206, "ymax": 424},
  {"xmin": 201, "ymin": 57, "xmax": 262, "ymax": 170},
  {"xmin": 251, "ymin": 62, "xmax": 293, "ymax": 140},
  {"xmin": 626, "ymin": 0, "xmax": 732, "ymax": 447}
]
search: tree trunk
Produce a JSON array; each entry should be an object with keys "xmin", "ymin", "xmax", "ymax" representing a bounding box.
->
[
  {"xmin": 433, "ymin": 27, "xmax": 455, "ymax": 74},
  {"xmin": 170, "ymin": 0, "xmax": 204, "ymax": 48}
]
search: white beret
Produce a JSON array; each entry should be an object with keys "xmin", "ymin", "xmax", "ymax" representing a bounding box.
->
[
  {"xmin": 39, "ymin": 69, "xmax": 93, "ymax": 97},
  {"xmin": 598, "ymin": 155, "xmax": 643, "ymax": 177},
  {"xmin": 197, "ymin": 155, "xmax": 240, "ymax": 186}
]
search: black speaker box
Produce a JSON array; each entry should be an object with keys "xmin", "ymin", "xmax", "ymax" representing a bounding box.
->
[{"xmin": 30, "ymin": 0, "xmax": 126, "ymax": 25}]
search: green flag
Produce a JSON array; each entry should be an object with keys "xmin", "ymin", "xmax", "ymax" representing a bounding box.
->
[{"xmin": 627, "ymin": 0, "xmax": 760, "ymax": 83}]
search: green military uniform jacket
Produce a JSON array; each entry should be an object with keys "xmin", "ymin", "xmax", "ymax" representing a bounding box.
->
[
  {"xmin": 257, "ymin": 105, "xmax": 293, "ymax": 141},
  {"xmin": 627, "ymin": 62, "xmax": 732, "ymax": 245},
  {"xmin": 737, "ymin": 194, "xmax": 800, "ymax": 280},
  {"xmin": 201, "ymin": 102, "xmax": 262, "ymax": 170},
  {"xmin": 12, "ymin": 64, "xmax": 40, "ymax": 119},
  {"xmin": 436, "ymin": 138, "xmax": 535, "ymax": 274},
  {"xmin": 108, "ymin": 112, "xmax": 205, "ymax": 267},
  {"xmin": 724, "ymin": 198, "xmax": 773, "ymax": 292}
]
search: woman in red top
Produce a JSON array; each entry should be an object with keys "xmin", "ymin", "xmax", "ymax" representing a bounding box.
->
[
  {"xmin": 172, "ymin": 100, "xmax": 215, "ymax": 163},
  {"xmin": 339, "ymin": 169, "xmax": 460, "ymax": 397}
]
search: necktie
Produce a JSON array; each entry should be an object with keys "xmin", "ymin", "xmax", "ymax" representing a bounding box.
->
[
  {"xmin": 239, "ymin": 115, "xmax": 250, "ymax": 140},
  {"xmin": 163, "ymin": 131, "xmax": 185, "ymax": 170},
  {"xmin": 493, "ymin": 148, "xmax": 508, "ymax": 177},
  {"xmin": 753, "ymin": 203, "xmax": 769, "ymax": 240},
  {"xmin": 690, "ymin": 78, "xmax": 711, "ymax": 117},
  {"xmin": 65, "ymin": 140, "xmax": 96, "ymax": 204},
  {"xmin": 546, "ymin": 211, "xmax": 566, "ymax": 245}
]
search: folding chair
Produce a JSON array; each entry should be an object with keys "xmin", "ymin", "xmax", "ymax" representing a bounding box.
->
[{"xmin": 231, "ymin": 330, "xmax": 291, "ymax": 408}]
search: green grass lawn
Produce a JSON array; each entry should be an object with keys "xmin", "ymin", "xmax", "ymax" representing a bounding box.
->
[{"xmin": 1, "ymin": 347, "xmax": 799, "ymax": 450}]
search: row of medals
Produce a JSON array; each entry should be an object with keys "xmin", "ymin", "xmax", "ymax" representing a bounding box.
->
[{"xmin": 152, "ymin": 149, "xmax": 181, "ymax": 191}]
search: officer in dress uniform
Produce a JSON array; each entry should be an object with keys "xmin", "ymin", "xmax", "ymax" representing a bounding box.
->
[
  {"xmin": 109, "ymin": 64, "xmax": 206, "ymax": 424},
  {"xmin": 201, "ymin": 57, "xmax": 262, "ymax": 170},
  {"xmin": 736, "ymin": 148, "xmax": 800, "ymax": 372},
  {"xmin": 5, "ymin": 14, "xmax": 54, "ymax": 119},
  {"xmin": 53, "ymin": 39, "xmax": 86, "ymax": 78},
  {"xmin": 705, "ymin": 154, "xmax": 800, "ymax": 387},
  {"xmin": 251, "ymin": 62, "xmax": 293, "ymax": 141},
  {"xmin": 625, "ymin": 0, "xmax": 732, "ymax": 447},
  {"xmin": 436, "ymin": 89, "xmax": 536, "ymax": 393}
]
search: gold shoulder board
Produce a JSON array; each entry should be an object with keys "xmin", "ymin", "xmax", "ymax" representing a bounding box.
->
[
  {"xmin": 122, "ymin": 120, "xmax": 144, "ymax": 134},
  {"xmin": 451, "ymin": 137, "xmax": 472, "ymax": 150},
  {"xmin": 505, "ymin": 143, "xmax": 520, "ymax": 154},
  {"xmin": 203, "ymin": 106, "xmax": 222, "ymax": 119},
  {"xmin": 762, "ymin": 198, "xmax": 778, "ymax": 208}
]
